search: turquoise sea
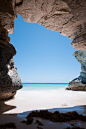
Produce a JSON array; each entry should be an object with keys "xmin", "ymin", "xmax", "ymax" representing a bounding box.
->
[{"xmin": 22, "ymin": 83, "xmax": 69, "ymax": 91}]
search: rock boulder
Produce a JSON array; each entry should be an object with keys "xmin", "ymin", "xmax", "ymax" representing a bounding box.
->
[{"xmin": 0, "ymin": 58, "xmax": 22, "ymax": 100}]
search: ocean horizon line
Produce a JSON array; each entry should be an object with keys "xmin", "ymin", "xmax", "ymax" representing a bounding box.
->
[{"xmin": 22, "ymin": 83, "xmax": 69, "ymax": 84}]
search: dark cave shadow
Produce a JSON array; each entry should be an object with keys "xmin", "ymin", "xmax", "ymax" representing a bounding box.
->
[
  {"xmin": 0, "ymin": 104, "xmax": 86, "ymax": 129},
  {"xmin": 0, "ymin": 100, "xmax": 16, "ymax": 114},
  {"xmin": 17, "ymin": 105, "xmax": 86, "ymax": 129},
  {"xmin": 0, "ymin": 105, "xmax": 86, "ymax": 129}
]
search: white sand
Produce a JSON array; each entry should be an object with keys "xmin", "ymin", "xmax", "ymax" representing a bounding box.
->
[{"xmin": 4, "ymin": 88, "xmax": 86, "ymax": 114}]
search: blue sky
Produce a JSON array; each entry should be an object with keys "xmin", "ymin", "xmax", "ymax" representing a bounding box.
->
[{"xmin": 9, "ymin": 15, "xmax": 81, "ymax": 83}]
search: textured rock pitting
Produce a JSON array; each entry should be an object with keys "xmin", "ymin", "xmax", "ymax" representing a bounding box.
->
[
  {"xmin": 66, "ymin": 50, "xmax": 86, "ymax": 91},
  {"xmin": 0, "ymin": 58, "xmax": 23, "ymax": 100},
  {"xmin": 15, "ymin": 0, "xmax": 86, "ymax": 50}
]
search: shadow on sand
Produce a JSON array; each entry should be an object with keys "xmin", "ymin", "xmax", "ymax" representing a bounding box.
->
[
  {"xmin": 0, "ymin": 101, "xmax": 86, "ymax": 129},
  {"xmin": 0, "ymin": 100, "xmax": 16, "ymax": 114}
]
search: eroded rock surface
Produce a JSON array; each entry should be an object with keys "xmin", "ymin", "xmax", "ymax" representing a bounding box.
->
[
  {"xmin": 0, "ymin": 23, "xmax": 16, "ymax": 72},
  {"xmin": 15, "ymin": 0, "xmax": 86, "ymax": 50},
  {"xmin": 0, "ymin": 58, "xmax": 22, "ymax": 100},
  {"xmin": 66, "ymin": 50, "xmax": 86, "ymax": 91},
  {"xmin": 0, "ymin": 0, "xmax": 22, "ymax": 100}
]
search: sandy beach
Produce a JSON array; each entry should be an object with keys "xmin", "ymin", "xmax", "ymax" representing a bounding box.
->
[
  {"xmin": 0, "ymin": 88, "xmax": 86, "ymax": 129},
  {"xmin": 4, "ymin": 88, "xmax": 86, "ymax": 114}
]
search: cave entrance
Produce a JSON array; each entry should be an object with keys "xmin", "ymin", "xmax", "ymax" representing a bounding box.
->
[{"xmin": 9, "ymin": 14, "xmax": 80, "ymax": 84}]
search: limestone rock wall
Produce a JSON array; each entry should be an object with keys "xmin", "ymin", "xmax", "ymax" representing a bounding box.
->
[
  {"xmin": 66, "ymin": 50, "xmax": 86, "ymax": 91},
  {"xmin": 0, "ymin": 58, "xmax": 22, "ymax": 100},
  {"xmin": 15, "ymin": 0, "xmax": 86, "ymax": 50},
  {"xmin": 0, "ymin": 26, "xmax": 16, "ymax": 72},
  {"xmin": 0, "ymin": 0, "xmax": 22, "ymax": 100}
]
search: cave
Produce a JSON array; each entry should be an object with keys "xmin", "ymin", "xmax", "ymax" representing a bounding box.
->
[{"xmin": 0, "ymin": 0, "xmax": 86, "ymax": 100}]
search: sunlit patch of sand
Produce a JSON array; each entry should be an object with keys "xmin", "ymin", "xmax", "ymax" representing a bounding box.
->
[{"xmin": 4, "ymin": 89, "xmax": 86, "ymax": 114}]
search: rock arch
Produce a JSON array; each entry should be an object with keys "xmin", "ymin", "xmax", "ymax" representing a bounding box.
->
[{"xmin": 0, "ymin": 0, "xmax": 86, "ymax": 100}]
